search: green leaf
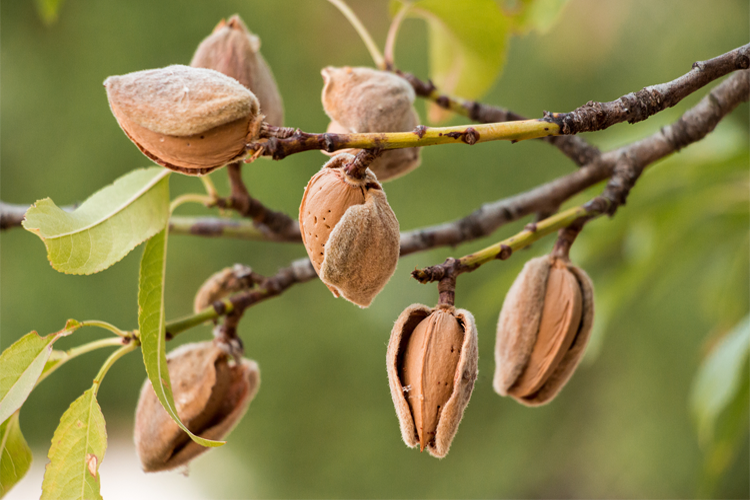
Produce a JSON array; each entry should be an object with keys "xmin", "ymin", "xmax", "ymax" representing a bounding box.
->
[
  {"xmin": 0, "ymin": 322, "xmax": 80, "ymax": 425},
  {"xmin": 23, "ymin": 167, "xmax": 171, "ymax": 275},
  {"xmin": 34, "ymin": 0, "xmax": 65, "ymax": 26},
  {"xmin": 138, "ymin": 229, "xmax": 224, "ymax": 449},
  {"xmin": 507, "ymin": 0, "xmax": 569, "ymax": 34},
  {"xmin": 41, "ymin": 388, "xmax": 106, "ymax": 500},
  {"xmin": 393, "ymin": 0, "xmax": 509, "ymax": 122},
  {"xmin": 0, "ymin": 411, "xmax": 32, "ymax": 498},
  {"xmin": 691, "ymin": 315, "xmax": 750, "ymax": 444}
]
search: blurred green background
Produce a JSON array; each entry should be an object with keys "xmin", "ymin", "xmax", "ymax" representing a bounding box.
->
[{"xmin": 1, "ymin": 0, "xmax": 748, "ymax": 498}]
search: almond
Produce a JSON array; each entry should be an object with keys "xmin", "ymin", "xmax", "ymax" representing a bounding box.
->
[
  {"xmin": 134, "ymin": 342, "xmax": 260, "ymax": 472},
  {"xmin": 191, "ymin": 15, "xmax": 284, "ymax": 126},
  {"xmin": 320, "ymin": 66, "xmax": 421, "ymax": 181},
  {"xmin": 387, "ymin": 304, "xmax": 479, "ymax": 458},
  {"xmin": 104, "ymin": 65, "xmax": 263, "ymax": 175},
  {"xmin": 493, "ymin": 255, "xmax": 594, "ymax": 406},
  {"xmin": 299, "ymin": 153, "xmax": 400, "ymax": 307}
]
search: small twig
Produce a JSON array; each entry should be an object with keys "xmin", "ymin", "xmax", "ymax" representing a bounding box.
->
[
  {"xmin": 395, "ymin": 69, "xmax": 602, "ymax": 167},
  {"xmin": 326, "ymin": 0, "xmax": 386, "ymax": 69},
  {"xmin": 384, "ymin": 2, "xmax": 411, "ymax": 70},
  {"xmin": 213, "ymin": 162, "xmax": 302, "ymax": 241},
  {"xmin": 543, "ymin": 43, "xmax": 750, "ymax": 134},
  {"xmin": 411, "ymin": 204, "xmax": 602, "ymax": 283},
  {"xmin": 343, "ymin": 149, "xmax": 382, "ymax": 179},
  {"xmin": 250, "ymin": 119, "xmax": 555, "ymax": 160}
]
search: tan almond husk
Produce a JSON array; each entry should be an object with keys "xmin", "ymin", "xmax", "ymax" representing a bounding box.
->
[
  {"xmin": 191, "ymin": 15, "xmax": 284, "ymax": 126},
  {"xmin": 104, "ymin": 65, "xmax": 262, "ymax": 175},
  {"xmin": 320, "ymin": 66, "xmax": 421, "ymax": 181},
  {"xmin": 387, "ymin": 304, "xmax": 479, "ymax": 458},
  {"xmin": 493, "ymin": 255, "xmax": 595, "ymax": 406},
  {"xmin": 299, "ymin": 153, "xmax": 400, "ymax": 308},
  {"xmin": 134, "ymin": 342, "xmax": 260, "ymax": 472}
]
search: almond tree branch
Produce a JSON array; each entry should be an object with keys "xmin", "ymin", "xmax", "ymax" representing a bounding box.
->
[
  {"xmin": 394, "ymin": 69, "xmax": 602, "ymax": 167},
  {"xmin": 412, "ymin": 69, "xmax": 750, "ymax": 282},
  {"xmin": 543, "ymin": 43, "xmax": 750, "ymax": 134},
  {"xmin": 251, "ymin": 44, "xmax": 749, "ymax": 161}
]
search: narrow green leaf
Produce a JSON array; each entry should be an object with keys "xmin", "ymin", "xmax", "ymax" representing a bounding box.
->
[
  {"xmin": 23, "ymin": 167, "xmax": 171, "ymax": 275},
  {"xmin": 508, "ymin": 0, "xmax": 569, "ymax": 34},
  {"xmin": 0, "ymin": 323, "xmax": 80, "ymax": 425},
  {"xmin": 41, "ymin": 388, "xmax": 106, "ymax": 500},
  {"xmin": 34, "ymin": 0, "xmax": 65, "ymax": 26},
  {"xmin": 138, "ymin": 229, "xmax": 223, "ymax": 448},
  {"xmin": 393, "ymin": 0, "xmax": 509, "ymax": 122},
  {"xmin": 0, "ymin": 412, "xmax": 32, "ymax": 498},
  {"xmin": 691, "ymin": 315, "xmax": 750, "ymax": 444}
]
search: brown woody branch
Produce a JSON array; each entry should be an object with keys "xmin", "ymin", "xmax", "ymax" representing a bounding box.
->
[
  {"xmin": 411, "ymin": 69, "xmax": 750, "ymax": 283},
  {"xmin": 212, "ymin": 161, "xmax": 302, "ymax": 242},
  {"xmin": 543, "ymin": 43, "xmax": 750, "ymax": 134},
  {"xmin": 177, "ymin": 66, "xmax": 747, "ymax": 328}
]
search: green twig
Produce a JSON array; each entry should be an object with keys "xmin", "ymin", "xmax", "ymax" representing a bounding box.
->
[
  {"xmin": 412, "ymin": 201, "xmax": 607, "ymax": 283},
  {"xmin": 327, "ymin": 0, "xmax": 386, "ymax": 69},
  {"xmin": 36, "ymin": 337, "xmax": 127, "ymax": 386},
  {"xmin": 92, "ymin": 341, "xmax": 138, "ymax": 394}
]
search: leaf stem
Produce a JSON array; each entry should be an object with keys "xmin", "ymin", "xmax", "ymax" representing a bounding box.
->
[
  {"xmin": 327, "ymin": 0, "xmax": 386, "ymax": 69},
  {"xmin": 170, "ymin": 193, "xmax": 214, "ymax": 213},
  {"xmin": 384, "ymin": 2, "xmax": 411, "ymax": 69},
  {"xmin": 79, "ymin": 320, "xmax": 129, "ymax": 338},
  {"xmin": 200, "ymin": 174, "xmax": 219, "ymax": 199},
  {"xmin": 164, "ymin": 298, "xmax": 235, "ymax": 339},
  {"xmin": 36, "ymin": 337, "xmax": 127, "ymax": 386},
  {"xmin": 92, "ymin": 341, "xmax": 138, "ymax": 394}
]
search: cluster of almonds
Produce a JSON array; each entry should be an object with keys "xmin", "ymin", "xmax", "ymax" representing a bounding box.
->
[
  {"xmin": 386, "ymin": 253, "xmax": 594, "ymax": 457},
  {"xmin": 111, "ymin": 15, "xmax": 596, "ymax": 469}
]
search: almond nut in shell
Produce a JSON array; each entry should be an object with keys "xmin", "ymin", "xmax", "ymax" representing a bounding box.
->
[
  {"xmin": 493, "ymin": 255, "xmax": 594, "ymax": 406},
  {"xmin": 104, "ymin": 65, "xmax": 263, "ymax": 175},
  {"xmin": 321, "ymin": 66, "xmax": 421, "ymax": 181},
  {"xmin": 387, "ymin": 304, "xmax": 478, "ymax": 458},
  {"xmin": 299, "ymin": 153, "xmax": 400, "ymax": 308},
  {"xmin": 134, "ymin": 342, "xmax": 260, "ymax": 472},
  {"xmin": 191, "ymin": 15, "xmax": 284, "ymax": 126}
]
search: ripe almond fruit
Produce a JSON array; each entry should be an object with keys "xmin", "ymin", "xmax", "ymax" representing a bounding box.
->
[
  {"xmin": 387, "ymin": 304, "xmax": 479, "ymax": 458},
  {"xmin": 320, "ymin": 66, "xmax": 421, "ymax": 181},
  {"xmin": 191, "ymin": 15, "xmax": 284, "ymax": 126},
  {"xmin": 493, "ymin": 255, "xmax": 594, "ymax": 406},
  {"xmin": 134, "ymin": 342, "xmax": 260, "ymax": 472},
  {"xmin": 104, "ymin": 65, "xmax": 263, "ymax": 175},
  {"xmin": 299, "ymin": 153, "xmax": 400, "ymax": 307}
]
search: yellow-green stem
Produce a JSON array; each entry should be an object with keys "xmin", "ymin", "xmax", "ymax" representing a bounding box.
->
[
  {"xmin": 460, "ymin": 205, "xmax": 596, "ymax": 268},
  {"xmin": 200, "ymin": 174, "xmax": 219, "ymax": 199},
  {"xmin": 327, "ymin": 0, "xmax": 385, "ymax": 69},
  {"xmin": 92, "ymin": 342, "xmax": 138, "ymax": 394},
  {"xmin": 36, "ymin": 337, "xmax": 127, "ymax": 387},
  {"xmin": 165, "ymin": 298, "xmax": 235, "ymax": 338},
  {"xmin": 170, "ymin": 193, "xmax": 214, "ymax": 213},
  {"xmin": 79, "ymin": 320, "xmax": 129, "ymax": 338}
]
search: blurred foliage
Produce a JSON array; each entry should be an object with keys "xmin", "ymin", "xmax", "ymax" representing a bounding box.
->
[
  {"xmin": 1, "ymin": 0, "xmax": 748, "ymax": 498},
  {"xmin": 33, "ymin": 0, "xmax": 65, "ymax": 26}
]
